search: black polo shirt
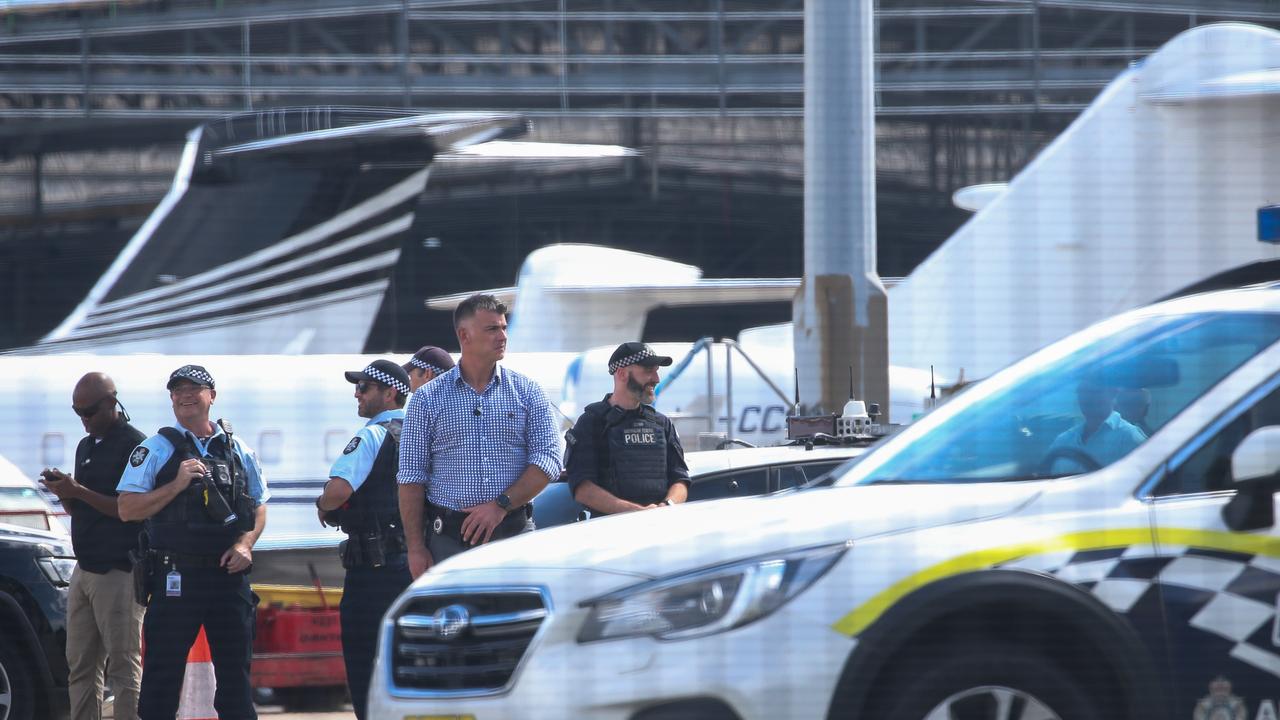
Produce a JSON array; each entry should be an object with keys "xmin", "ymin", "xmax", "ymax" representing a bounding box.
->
[{"xmin": 71, "ymin": 419, "xmax": 146, "ymax": 573}]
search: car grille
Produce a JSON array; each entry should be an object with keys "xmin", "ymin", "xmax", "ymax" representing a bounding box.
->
[{"xmin": 391, "ymin": 589, "xmax": 547, "ymax": 694}]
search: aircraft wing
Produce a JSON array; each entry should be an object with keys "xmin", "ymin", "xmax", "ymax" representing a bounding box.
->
[
  {"xmin": 425, "ymin": 287, "xmax": 518, "ymax": 312},
  {"xmin": 425, "ymin": 279, "xmax": 800, "ymax": 312},
  {"xmin": 546, "ymin": 279, "xmax": 801, "ymax": 307}
]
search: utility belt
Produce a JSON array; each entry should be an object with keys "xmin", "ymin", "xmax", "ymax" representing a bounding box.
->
[
  {"xmin": 426, "ymin": 502, "xmax": 532, "ymax": 543},
  {"xmin": 339, "ymin": 528, "xmax": 407, "ymax": 569},
  {"xmin": 128, "ymin": 544, "xmax": 228, "ymax": 606}
]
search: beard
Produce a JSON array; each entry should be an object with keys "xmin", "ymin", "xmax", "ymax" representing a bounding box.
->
[{"xmin": 627, "ymin": 374, "xmax": 656, "ymax": 404}]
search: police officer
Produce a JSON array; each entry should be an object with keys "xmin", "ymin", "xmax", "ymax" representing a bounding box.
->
[
  {"xmin": 41, "ymin": 372, "xmax": 146, "ymax": 720},
  {"xmin": 315, "ymin": 359, "xmax": 412, "ymax": 720},
  {"xmin": 565, "ymin": 342, "xmax": 690, "ymax": 515},
  {"xmin": 117, "ymin": 365, "xmax": 268, "ymax": 720},
  {"xmin": 402, "ymin": 345, "xmax": 456, "ymax": 392}
]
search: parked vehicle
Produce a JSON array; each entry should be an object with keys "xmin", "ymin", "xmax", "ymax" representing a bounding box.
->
[
  {"xmin": 0, "ymin": 524, "xmax": 72, "ymax": 720},
  {"xmin": 531, "ymin": 442, "xmax": 869, "ymax": 528},
  {"xmin": 369, "ymin": 284, "xmax": 1280, "ymax": 720}
]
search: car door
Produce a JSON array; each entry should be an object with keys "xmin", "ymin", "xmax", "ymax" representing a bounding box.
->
[
  {"xmin": 772, "ymin": 459, "xmax": 848, "ymax": 492},
  {"xmin": 688, "ymin": 467, "xmax": 769, "ymax": 502},
  {"xmin": 1147, "ymin": 375, "xmax": 1280, "ymax": 718}
]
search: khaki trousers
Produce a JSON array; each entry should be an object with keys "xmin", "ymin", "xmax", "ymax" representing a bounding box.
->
[{"xmin": 66, "ymin": 566, "xmax": 144, "ymax": 720}]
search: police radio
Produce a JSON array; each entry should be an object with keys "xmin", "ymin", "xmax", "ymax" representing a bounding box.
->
[{"xmin": 197, "ymin": 462, "xmax": 238, "ymax": 527}]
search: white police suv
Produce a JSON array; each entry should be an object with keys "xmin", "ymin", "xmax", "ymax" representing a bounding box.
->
[{"xmin": 370, "ymin": 285, "xmax": 1280, "ymax": 720}]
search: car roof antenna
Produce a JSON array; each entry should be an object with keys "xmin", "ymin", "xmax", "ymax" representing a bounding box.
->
[{"xmin": 793, "ymin": 367, "xmax": 801, "ymax": 413}]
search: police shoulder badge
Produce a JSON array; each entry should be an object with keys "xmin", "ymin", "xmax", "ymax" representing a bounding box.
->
[
  {"xmin": 343, "ymin": 436, "xmax": 361, "ymax": 455},
  {"xmin": 129, "ymin": 446, "xmax": 149, "ymax": 467}
]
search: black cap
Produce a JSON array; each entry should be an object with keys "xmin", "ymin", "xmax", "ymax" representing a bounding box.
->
[
  {"xmin": 345, "ymin": 359, "xmax": 411, "ymax": 395},
  {"xmin": 402, "ymin": 346, "xmax": 456, "ymax": 375},
  {"xmin": 607, "ymin": 342, "xmax": 673, "ymax": 375},
  {"xmin": 167, "ymin": 364, "xmax": 215, "ymax": 390}
]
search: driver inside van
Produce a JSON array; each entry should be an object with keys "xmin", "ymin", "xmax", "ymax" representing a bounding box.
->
[{"xmin": 1047, "ymin": 378, "xmax": 1148, "ymax": 474}]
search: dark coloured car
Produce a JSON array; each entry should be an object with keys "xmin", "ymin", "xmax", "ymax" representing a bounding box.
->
[
  {"xmin": 0, "ymin": 523, "xmax": 72, "ymax": 720},
  {"xmin": 532, "ymin": 443, "xmax": 865, "ymax": 528}
]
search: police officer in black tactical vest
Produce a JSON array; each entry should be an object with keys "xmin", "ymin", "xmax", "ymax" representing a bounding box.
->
[
  {"xmin": 565, "ymin": 342, "xmax": 690, "ymax": 515},
  {"xmin": 117, "ymin": 365, "xmax": 269, "ymax": 720},
  {"xmin": 41, "ymin": 372, "xmax": 146, "ymax": 720},
  {"xmin": 315, "ymin": 359, "xmax": 412, "ymax": 720}
]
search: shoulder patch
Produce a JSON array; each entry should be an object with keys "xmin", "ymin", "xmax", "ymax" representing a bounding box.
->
[
  {"xmin": 343, "ymin": 436, "xmax": 361, "ymax": 455},
  {"xmin": 129, "ymin": 446, "xmax": 149, "ymax": 467}
]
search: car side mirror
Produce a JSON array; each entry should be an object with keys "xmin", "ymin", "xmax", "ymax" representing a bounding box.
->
[{"xmin": 1222, "ymin": 426, "xmax": 1280, "ymax": 532}]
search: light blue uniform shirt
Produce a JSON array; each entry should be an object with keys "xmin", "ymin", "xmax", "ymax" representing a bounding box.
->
[
  {"xmin": 329, "ymin": 408, "xmax": 405, "ymax": 492},
  {"xmin": 1048, "ymin": 411, "xmax": 1148, "ymax": 473},
  {"xmin": 117, "ymin": 422, "xmax": 270, "ymax": 503}
]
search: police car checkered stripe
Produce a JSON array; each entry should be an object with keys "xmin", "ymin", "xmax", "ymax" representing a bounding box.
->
[
  {"xmin": 1002, "ymin": 544, "xmax": 1280, "ymax": 679},
  {"xmin": 408, "ymin": 357, "xmax": 446, "ymax": 375},
  {"xmin": 362, "ymin": 364, "xmax": 409, "ymax": 394},
  {"xmin": 609, "ymin": 348, "xmax": 655, "ymax": 374}
]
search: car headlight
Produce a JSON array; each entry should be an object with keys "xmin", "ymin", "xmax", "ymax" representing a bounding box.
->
[
  {"xmin": 577, "ymin": 542, "xmax": 848, "ymax": 643},
  {"xmin": 36, "ymin": 556, "xmax": 76, "ymax": 587}
]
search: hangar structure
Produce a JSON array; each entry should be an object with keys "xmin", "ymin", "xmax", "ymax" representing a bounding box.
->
[{"xmin": 1, "ymin": 0, "xmax": 1278, "ymax": 350}]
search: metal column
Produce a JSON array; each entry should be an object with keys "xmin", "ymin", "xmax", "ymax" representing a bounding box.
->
[{"xmin": 794, "ymin": 0, "xmax": 890, "ymax": 419}]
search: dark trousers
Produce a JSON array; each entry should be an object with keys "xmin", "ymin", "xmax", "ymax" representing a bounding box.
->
[
  {"xmin": 138, "ymin": 566, "xmax": 257, "ymax": 720},
  {"xmin": 428, "ymin": 517, "xmax": 535, "ymax": 565},
  {"xmin": 340, "ymin": 554, "xmax": 411, "ymax": 720}
]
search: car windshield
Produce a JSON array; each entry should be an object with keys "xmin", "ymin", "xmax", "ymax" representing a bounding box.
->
[{"xmin": 843, "ymin": 311, "xmax": 1280, "ymax": 485}]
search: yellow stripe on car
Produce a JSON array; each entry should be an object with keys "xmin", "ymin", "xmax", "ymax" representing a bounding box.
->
[{"xmin": 832, "ymin": 527, "xmax": 1280, "ymax": 637}]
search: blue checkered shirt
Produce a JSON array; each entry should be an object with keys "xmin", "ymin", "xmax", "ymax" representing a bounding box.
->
[{"xmin": 398, "ymin": 364, "xmax": 562, "ymax": 510}]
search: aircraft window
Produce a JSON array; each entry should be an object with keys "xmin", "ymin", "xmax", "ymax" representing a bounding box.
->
[
  {"xmin": 775, "ymin": 460, "xmax": 846, "ymax": 491},
  {"xmin": 690, "ymin": 469, "xmax": 768, "ymax": 502},
  {"xmin": 258, "ymin": 431, "xmax": 283, "ymax": 465},
  {"xmin": 41, "ymin": 433, "xmax": 64, "ymax": 467},
  {"xmin": 849, "ymin": 312, "xmax": 1280, "ymax": 485},
  {"xmin": 324, "ymin": 430, "xmax": 348, "ymax": 462},
  {"xmin": 1155, "ymin": 381, "xmax": 1280, "ymax": 496}
]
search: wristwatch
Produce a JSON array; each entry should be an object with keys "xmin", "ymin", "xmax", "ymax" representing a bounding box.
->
[{"xmin": 496, "ymin": 493, "xmax": 513, "ymax": 511}]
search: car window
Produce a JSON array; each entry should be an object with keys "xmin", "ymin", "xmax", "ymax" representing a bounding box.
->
[
  {"xmin": 0, "ymin": 487, "xmax": 48, "ymax": 511},
  {"xmin": 775, "ymin": 460, "xmax": 846, "ymax": 490},
  {"xmin": 1155, "ymin": 377, "xmax": 1280, "ymax": 496},
  {"xmin": 849, "ymin": 312, "xmax": 1280, "ymax": 485},
  {"xmin": 690, "ymin": 468, "xmax": 768, "ymax": 501}
]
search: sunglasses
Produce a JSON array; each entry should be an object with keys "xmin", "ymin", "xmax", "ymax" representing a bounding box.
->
[
  {"xmin": 72, "ymin": 395, "xmax": 114, "ymax": 418},
  {"xmin": 355, "ymin": 381, "xmax": 386, "ymax": 394}
]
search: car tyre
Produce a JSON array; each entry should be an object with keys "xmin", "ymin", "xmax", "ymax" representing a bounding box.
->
[
  {"xmin": 0, "ymin": 625, "xmax": 36, "ymax": 720},
  {"xmin": 870, "ymin": 643, "xmax": 1101, "ymax": 720}
]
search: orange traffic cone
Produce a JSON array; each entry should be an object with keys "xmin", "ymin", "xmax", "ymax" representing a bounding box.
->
[{"xmin": 177, "ymin": 627, "xmax": 217, "ymax": 720}]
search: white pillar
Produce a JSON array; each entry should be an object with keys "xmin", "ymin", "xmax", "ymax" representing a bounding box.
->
[{"xmin": 794, "ymin": 0, "xmax": 890, "ymax": 418}]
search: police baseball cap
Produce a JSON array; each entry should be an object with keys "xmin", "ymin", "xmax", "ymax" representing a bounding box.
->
[
  {"xmin": 607, "ymin": 342, "xmax": 673, "ymax": 375},
  {"xmin": 344, "ymin": 359, "xmax": 411, "ymax": 395},
  {"xmin": 403, "ymin": 346, "xmax": 455, "ymax": 375},
  {"xmin": 166, "ymin": 364, "xmax": 215, "ymax": 390}
]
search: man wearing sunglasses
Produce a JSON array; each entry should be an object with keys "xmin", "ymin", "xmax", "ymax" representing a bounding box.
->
[
  {"xmin": 314, "ymin": 359, "xmax": 411, "ymax": 720},
  {"xmin": 40, "ymin": 372, "xmax": 146, "ymax": 720},
  {"xmin": 116, "ymin": 364, "xmax": 269, "ymax": 720}
]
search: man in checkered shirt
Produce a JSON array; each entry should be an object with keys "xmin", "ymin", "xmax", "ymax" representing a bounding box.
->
[{"xmin": 397, "ymin": 293, "xmax": 563, "ymax": 578}]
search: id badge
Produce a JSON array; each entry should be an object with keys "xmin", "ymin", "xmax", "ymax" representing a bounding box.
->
[{"xmin": 165, "ymin": 570, "xmax": 181, "ymax": 598}]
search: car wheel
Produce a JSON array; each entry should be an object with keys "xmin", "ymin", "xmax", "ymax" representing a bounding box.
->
[
  {"xmin": 0, "ymin": 627, "xmax": 36, "ymax": 720},
  {"xmin": 872, "ymin": 644, "xmax": 1101, "ymax": 720}
]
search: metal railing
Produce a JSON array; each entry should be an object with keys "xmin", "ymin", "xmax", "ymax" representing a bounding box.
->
[{"xmin": 656, "ymin": 336, "xmax": 793, "ymax": 445}]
